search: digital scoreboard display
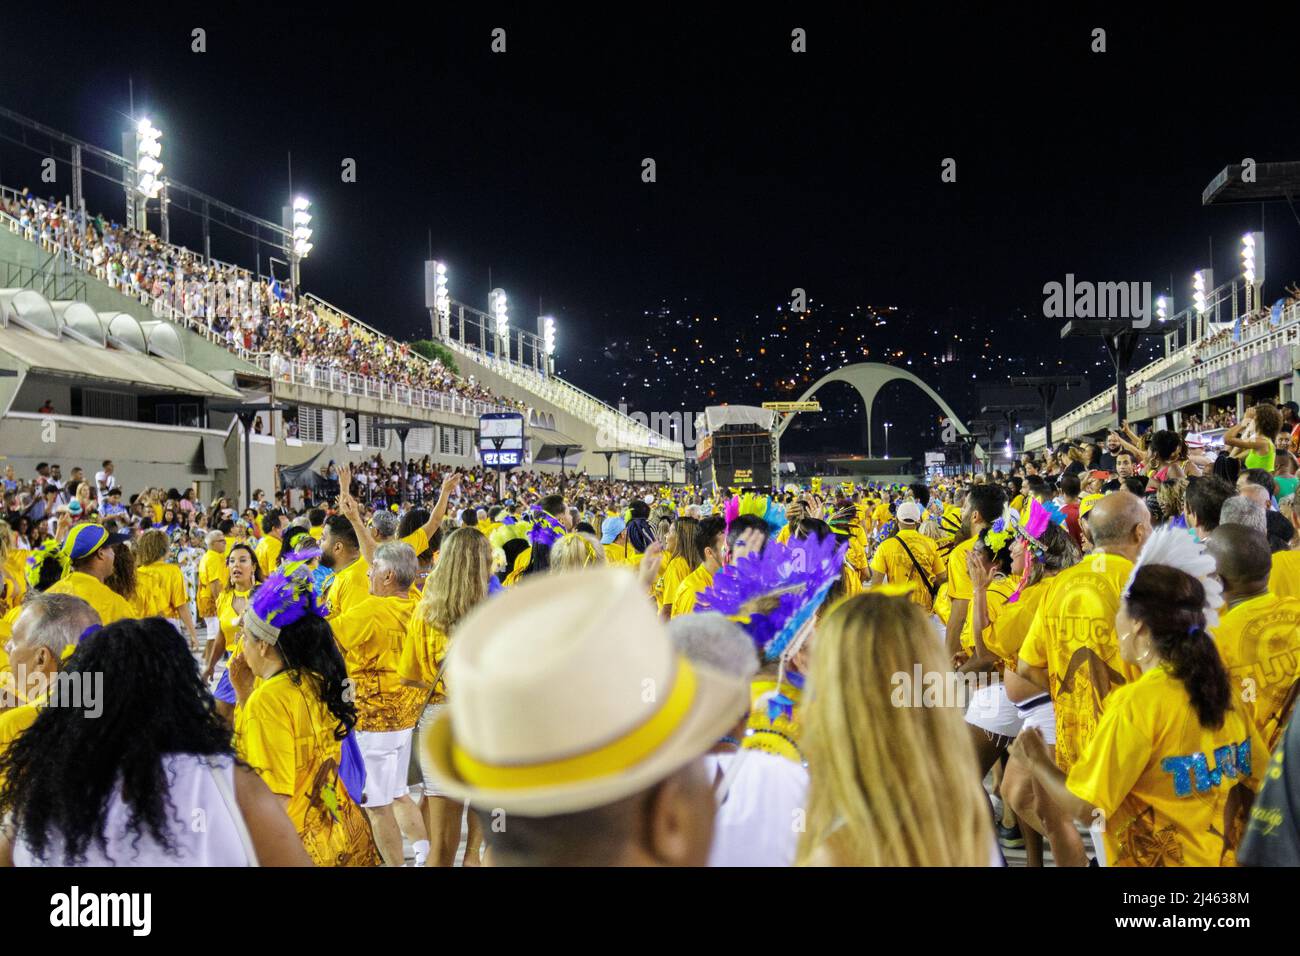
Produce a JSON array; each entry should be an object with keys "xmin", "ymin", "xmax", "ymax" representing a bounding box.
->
[{"xmin": 481, "ymin": 448, "xmax": 524, "ymax": 468}]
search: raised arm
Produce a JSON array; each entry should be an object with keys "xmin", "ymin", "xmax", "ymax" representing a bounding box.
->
[{"xmin": 336, "ymin": 465, "xmax": 377, "ymax": 565}]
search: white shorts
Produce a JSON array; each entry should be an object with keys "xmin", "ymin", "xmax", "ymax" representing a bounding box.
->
[
  {"xmin": 964, "ymin": 681, "xmax": 1024, "ymax": 739},
  {"xmin": 418, "ymin": 703, "xmax": 448, "ymax": 798},
  {"xmin": 357, "ymin": 728, "xmax": 414, "ymax": 808},
  {"xmin": 1017, "ymin": 696, "xmax": 1057, "ymax": 746}
]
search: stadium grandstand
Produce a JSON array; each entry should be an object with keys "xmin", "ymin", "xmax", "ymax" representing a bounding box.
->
[
  {"xmin": 1023, "ymin": 270, "xmax": 1300, "ymax": 455},
  {"xmin": 0, "ymin": 125, "xmax": 683, "ymax": 505}
]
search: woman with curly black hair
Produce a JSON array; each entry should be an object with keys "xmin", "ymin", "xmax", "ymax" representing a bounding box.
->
[
  {"xmin": 229, "ymin": 566, "xmax": 380, "ymax": 866},
  {"xmin": 1013, "ymin": 527, "xmax": 1267, "ymax": 867},
  {"xmin": 0, "ymin": 618, "xmax": 308, "ymax": 866}
]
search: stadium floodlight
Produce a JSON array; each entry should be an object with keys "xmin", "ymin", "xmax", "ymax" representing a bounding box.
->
[
  {"xmin": 542, "ymin": 315, "xmax": 556, "ymax": 355},
  {"xmin": 291, "ymin": 196, "xmax": 313, "ymax": 258},
  {"xmin": 1155, "ymin": 295, "xmax": 1168, "ymax": 322},
  {"xmin": 1192, "ymin": 271, "xmax": 1208, "ymax": 316},
  {"xmin": 433, "ymin": 260, "xmax": 450, "ymax": 322},
  {"xmin": 491, "ymin": 288, "xmax": 509, "ymax": 337},
  {"xmin": 134, "ymin": 118, "xmax": 163, "ymax": 199},
  {"xmin": 1242, "ymin": 233, "xmax": 1256, "ymax": 284}
]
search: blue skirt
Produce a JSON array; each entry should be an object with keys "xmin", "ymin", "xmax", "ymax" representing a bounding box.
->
[{"xmin": 214, "ymin": 667, "xmax": 237, "ymax": 704}]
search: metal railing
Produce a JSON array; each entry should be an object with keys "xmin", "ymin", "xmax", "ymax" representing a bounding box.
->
[
  {"xmin": 251, "ymin": 352, "xmax": 513, "ymax": 418},
  {"xmin": 445, "ymin": 336, "xmax": 685, "ymax": 458}
]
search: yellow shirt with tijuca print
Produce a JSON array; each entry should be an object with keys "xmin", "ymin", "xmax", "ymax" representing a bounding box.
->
[
  {"xmin": 236, "ymin": 669, "xmax": 379, "ymax": 867},
  {"xmin": 671, "ymin": 564, "xmax": 715, "ymax": 618},
  {"xmin": 398, "ymin": 612, "xmax": 450, "ymax": 704},
  {"xmin": 332, "ymin": 593, "xmax": 426, "ymax": 732},
  {"xmin": 135, "ymin": 561, "xmax": 189, "ymax": 618},
  {"xmin": 1269, "ymin": 550, "xmax": 1300, "ymax": 602},
  {"xmin": 324, "ymin": 557, "xmax": 370, "ymax": 619},
  {"xmin": 3, "ymin": 548, "xmax": 29, "ymax": 612},
  {"xmin": 869, "ymin": 529, "xmax": 945, "ymax": 611},
  {"xmin": 1213, "ymin": 592, "xmax": 1300, "ymax": 753},
  {"xmin": 1019, "ymin": 551, "xmax": 1140, "ymax": 773},
  {"xmin": 47, "ymin": 571, "xmax": 132, "ymax": 625},
  {"xmin": 1067, "ymin": 665, "xmax": 1265, "ymax": 867}
]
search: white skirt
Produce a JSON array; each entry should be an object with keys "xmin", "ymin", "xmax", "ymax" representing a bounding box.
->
[{"xmin": 964, "ymin": 681, "xmax": 1025, "ymax": 739}]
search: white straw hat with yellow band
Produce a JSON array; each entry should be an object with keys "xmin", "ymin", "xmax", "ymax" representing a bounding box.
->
[{"xmin": 420, "ymin": 566, "xmax": 748, "ymax": 816}]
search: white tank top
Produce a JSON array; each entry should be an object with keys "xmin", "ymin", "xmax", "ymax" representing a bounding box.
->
[{"xmin": 13, "ymin": 754, "xmax": 256, "ymax": 867}]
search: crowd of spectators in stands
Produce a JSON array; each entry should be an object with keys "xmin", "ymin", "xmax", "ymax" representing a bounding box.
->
[{"xmin": 0, "ymin": 190, "xmax": 521, "ymax": 410}]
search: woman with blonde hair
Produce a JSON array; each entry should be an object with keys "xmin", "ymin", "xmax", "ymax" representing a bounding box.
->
[
  {"xmin": 401, "ymin": 527, "xmax": 493, "ymax": 866},
  {"xmin": 549, "ymin": 532, "xmax": 606, "ymax": 572},
  {"xmin": 134, "ymin": 528, "xmax": 200, "ymax": 650},
  {"xmin": 798, "ymin": 591, "xmax": 995, "ymax": 866}
]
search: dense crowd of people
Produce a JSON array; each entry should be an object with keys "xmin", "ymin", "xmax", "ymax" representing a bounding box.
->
[
  {"xmin": 0, "ymin": 190, "xmax": 520, "ymax": 410},
  {"xmin": 2, "ymin": 396, "xmax": 1300, "ymax": 867}
]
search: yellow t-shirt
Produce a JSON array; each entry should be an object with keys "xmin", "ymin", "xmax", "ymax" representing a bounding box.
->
[
  {"xmin": 0, "ymin": 701, "xmax": 40, "ymax": 787},
  {"xmin": 135, "ymin": 561, "xmax": 189, "ymax": 618},
  {"xmin": 1067, "ymin": 666, "xmax": 1265, "ymax": 867},
  {"xmin": 399, "ymin": 526, "xmax": 430, "ymax": 556},
  {"xmin": 216, "ymin": 587, "xmax": 253, "ymax": 656},
  {"xmin": 398, "ymin": 612, "xmax": 450, "ymax": 704},
  {"xmin": 308, "ymin": 526, "xmax": 323, "ymax": 542},
  {"xmin": 236, "ymin": 670, "xmax": 379, "ymax": 867},
  {"xmin": 933, "ymin": 583, "xmax": 951, "ymax": 624},
  {"xmin": 1019, "ymin": 551, "xmax": 1140, "ymax": 773},
  {"xmin": 961, "ymin": 575, "xmax": 1019, "ymax": 657},
  {"xmin": 255, "ymin": 534, "xmax": 283, "ymax": 578},
  {"xmin": 671, "ymin": 564, "xmax": 715, "ymax": 618},
  {"xmin": 945, "ymin": 537, "xmax": 977, "ymax": 604},
  {"xmin": 983, "ymin": 578, "xmax": 1051, "ymax": 672},
  {"xmin": 1269, "ymin": 550, "xmax": 1300, "ymax": 602},
  {"xmin": 46, "ymin": 571, "xmax": 133, "ymax": 626},
  {"xmin": 324, "ymin": 557, "xmax": 370, "ymax": 619},
  {"xmin": 869, "ymin": 529, "xmax": 945, "ymax": 611},
  {"xmin": 1213, "ymin": 592, "xmax": 1300, "ymax": 752},
  {"xmin": 603, "ymin": 542, "xmax": 633, "ymax": 567},
  {"xmin": 658, "ymin": 555, "xmax": 691, "ymax": 610},
  {"xmin": 197, "ymin": 545, "xmax": 227, "ymax": 617},
  {"xmin": 872, "ymin": 501, "xmax": 892, "ymax": 526},
  {"xmin": 332, "ymin": 593, "xmax": 426, "ymax": 732}
]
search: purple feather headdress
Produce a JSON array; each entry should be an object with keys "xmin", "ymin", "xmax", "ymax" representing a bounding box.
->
[
  {"xmin": 526, "ymin": 506, "xmax": 565, "ymax": 549},
  {"xmin": 697, "ymin": 534, "xmax": 847, "ymax": 662},
  {"xmin": 245, "ymin": 562, "xmax": 326, "ymax": 646}
]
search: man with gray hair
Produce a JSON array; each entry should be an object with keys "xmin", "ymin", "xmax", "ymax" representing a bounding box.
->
[
  {"xmin": 1220, "ymin": 496, "xmax": 1268, "ymax": 535},
  {"xmin": 330, "ymin": 541, "xmax": 428, "ymax": 866},
  {"xmin": 368, "ymin": 509, "xmax": 399, "ymax": 542},
  {"xmin": 667, "ymin": 612, "xmax": 807, "ymax": 867},
  {"xmin": 0, "ymin": 594, "xmax": 101, "ymax": 752}
]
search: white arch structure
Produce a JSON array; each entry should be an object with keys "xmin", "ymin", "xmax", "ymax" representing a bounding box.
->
[{"xmin": 773, "ymin": 362, "xmax": 983, "ymax": 460}]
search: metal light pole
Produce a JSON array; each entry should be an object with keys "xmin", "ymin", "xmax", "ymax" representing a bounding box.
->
[{"xmin": 883, "ymin": 421, "xmax": 892, "ymax": 459}]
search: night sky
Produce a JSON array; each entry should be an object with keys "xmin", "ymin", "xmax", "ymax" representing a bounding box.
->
[{"xmin": 4, "ymin": 5, "xmax": 1300, "ymax": 459}]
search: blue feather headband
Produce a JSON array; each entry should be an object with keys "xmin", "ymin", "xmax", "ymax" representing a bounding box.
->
[
  {"xmin": 526, "ymin": 507, "xmax": 565, "ymax": 549},
  {"xmin": 245, "ymin": 557, "xmax": 326, "ymax": 646},
  {"xmin": 697, "ymin": 534, "xmax": 846, "ymax": 662}
]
